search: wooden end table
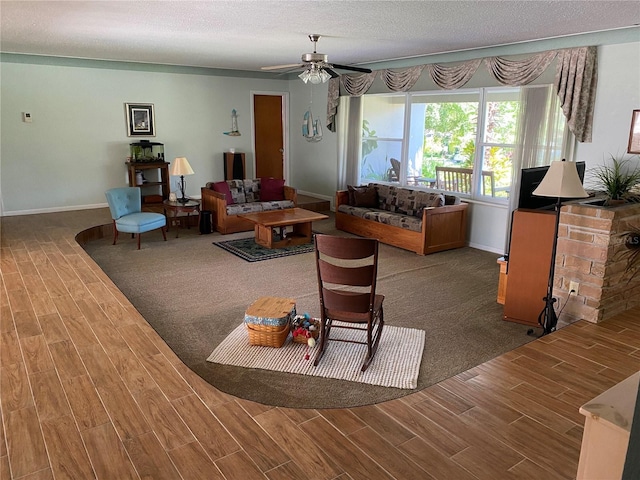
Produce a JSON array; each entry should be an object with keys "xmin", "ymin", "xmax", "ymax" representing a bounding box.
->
[
  {"xmin": 239, "ymin": 208, "xmax": 328, "ymax": 249},
  {"xmin": 163, "ymin": 199, "xmax": 200, "ymax": 238}
]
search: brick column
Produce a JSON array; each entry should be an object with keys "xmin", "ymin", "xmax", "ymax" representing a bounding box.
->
[{"xmin": 555, "ymin": 202, "xmax": 640, "ymax": 323}]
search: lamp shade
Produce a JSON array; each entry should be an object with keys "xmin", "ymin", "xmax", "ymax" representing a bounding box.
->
[
  {"xmin": 533, "ymin": 160, "xmax": 588, "ymax": 198},
  {"xmin": 170, "ymin": 157, "xmax": 194, "ymax": 176}
]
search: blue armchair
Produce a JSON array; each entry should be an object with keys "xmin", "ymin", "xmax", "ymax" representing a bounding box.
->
[{"xmin": 105, "ymin": 187, "xmax": 167, "ymax": 249}]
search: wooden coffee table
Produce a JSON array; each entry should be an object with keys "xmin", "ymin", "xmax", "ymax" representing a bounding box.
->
[{"xmin": 239, "ymin": 208, "xmax": 328, "ymax": 249}]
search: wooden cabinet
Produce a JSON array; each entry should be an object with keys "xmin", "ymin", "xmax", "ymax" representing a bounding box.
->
[
  {"xmin": 126, "ymin": 161, "xmax": 170, "ymax": 203},
  {"xmin": 503, "ymin": 209, "xmax": 556, "ymax": 326},
  {"xmin": 497, "ymin": 257, "xmax": 508, "ymax": 305}
]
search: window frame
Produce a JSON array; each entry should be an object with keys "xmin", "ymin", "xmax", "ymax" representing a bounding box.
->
[{"xmin": 359, "ymin": 86, "xmax": 526, "ymax": 205}]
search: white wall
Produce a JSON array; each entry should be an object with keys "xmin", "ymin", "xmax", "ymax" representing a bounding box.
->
[
  {"xmin": 287, "ymin": 78, "xmax": 337, "ymax": 202},
  {"xmin": 576, "ymin": 42, "xmax": 640, "ymax": 179},
  {"xmin": 0, "ymin": 61, "xmax": 287, "ymax": 213}
]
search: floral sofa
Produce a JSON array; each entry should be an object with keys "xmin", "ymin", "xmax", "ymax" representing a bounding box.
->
[
  {"xmin": 201, "ymin": 178, "xmax": 297, "ymax": 234},
  {"xmin": 335, "ymin": 183, "xmax": 468, "ymax": 255}
]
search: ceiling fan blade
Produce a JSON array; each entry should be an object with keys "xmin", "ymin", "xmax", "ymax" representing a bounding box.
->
[
  {"xmin": 331, "ymin": 64, "xmax": 373, "ymax": 74},
  {"xmin": 261, "ymin": 63, "xmax": 304, "ymax": 71},
  {"xmin": 324, "ymin": 68, "xmax": 340, "ymax": 78}
]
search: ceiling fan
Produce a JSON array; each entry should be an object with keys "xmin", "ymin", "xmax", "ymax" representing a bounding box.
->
[{"xmin": 261, "ymin": 34, "xmax": 372, "ymax": 83}]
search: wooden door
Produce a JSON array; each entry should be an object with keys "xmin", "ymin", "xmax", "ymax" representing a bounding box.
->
[{"xmin": 254, "ymin": 94, "xmax": 284, "ymax": 179}]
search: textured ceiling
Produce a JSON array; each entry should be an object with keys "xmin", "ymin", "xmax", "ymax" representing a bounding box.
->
[{"xmin": 1, "ymin": 1, "xmax": 639, "ymax": 72}]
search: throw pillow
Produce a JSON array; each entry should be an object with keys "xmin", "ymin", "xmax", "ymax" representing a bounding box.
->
[
  {"xmin": 212, "ymin": 181, "xmax": 234, "ymax": 205},
  {"xmin": 353, "ymin": 186, "xmax": 378, "ymax": 208},
  {"xmin": 347, "ymin": 185, "xmax": 368, "ymax": 206},
  {"xmin": 260, "ymin": 177, "xmax": 285, "ymax": 201}
]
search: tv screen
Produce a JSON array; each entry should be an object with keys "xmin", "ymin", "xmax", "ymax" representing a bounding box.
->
[{"xmin": 517, "ymin": 161, "xmax": 586, "ymax": 210}]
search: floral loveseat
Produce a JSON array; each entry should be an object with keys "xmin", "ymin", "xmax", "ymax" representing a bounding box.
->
[
  {"xmin": 201, "ymin": 178, "xmax": 297, "ymax": 234},
  {"xmin": 335, "ymin": 183, "xmax": 468, "ymax": 255}
]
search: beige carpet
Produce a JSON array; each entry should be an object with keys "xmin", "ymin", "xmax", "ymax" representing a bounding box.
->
[
  {"xmin": 83, "ymin": 213, "xmax": 535, "ymax": 408},
  {"xmin": 207, "ymin": 322, "xmax": 425, "ymax": 389}
]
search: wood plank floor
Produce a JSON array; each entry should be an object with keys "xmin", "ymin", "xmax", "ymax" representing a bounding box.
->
[{"xmin": 2, "ymin": 208, "xmax": 639, "ymax": 480}]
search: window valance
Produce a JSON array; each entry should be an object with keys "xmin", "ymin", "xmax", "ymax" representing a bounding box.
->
[{"xmin": 327, "ymin": 46, "xmax": 597, "ymax": 142}]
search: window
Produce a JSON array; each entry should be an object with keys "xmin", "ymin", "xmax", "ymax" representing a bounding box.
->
[
  {"xmin": 357, "ymin": 86, "xmax": 568, "ymax": 203},
  {"xmin": 360, "ymin": 94, "xmax": 405, "ymax": 184},
  {"xmin": 476, "ymin": 88, "xmax": 520, "ymax": 198},
  {"xmin": 409, "ymin": 91, "xmax": 479, "ymax": 191}
]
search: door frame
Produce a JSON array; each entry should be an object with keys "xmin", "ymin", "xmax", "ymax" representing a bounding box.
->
[{"xmin": 250, "ymin": 91, "xmax": 289, "ymax": 182}]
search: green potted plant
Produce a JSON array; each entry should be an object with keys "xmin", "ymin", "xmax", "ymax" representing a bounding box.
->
[{"xmin": 590, "ymin": 154, "xmax": 640, "ymax": 205}]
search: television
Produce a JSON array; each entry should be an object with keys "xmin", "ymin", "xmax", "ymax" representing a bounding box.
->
[{"xmin": 517, "ymin": 161, "xmax": 586, "ymax": 210}]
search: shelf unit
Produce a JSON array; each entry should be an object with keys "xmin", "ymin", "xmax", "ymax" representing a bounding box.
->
[{"xmin": 126, "ymin": 161, "xmax": 171, "ymax": 204}]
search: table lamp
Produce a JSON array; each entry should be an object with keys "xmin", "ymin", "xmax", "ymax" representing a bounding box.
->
[
  {"xmin": 170, "ymin": 157, "xmax": 194, "ymax": 203},
  {"xmin": 532, "ymin": 159, "xmax": 588, "ymax": 335}
]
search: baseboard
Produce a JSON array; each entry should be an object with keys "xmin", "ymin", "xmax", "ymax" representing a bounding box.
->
[
  {"xmin": 467, "ymin": 241, "xmax": 502, "ymax": 254},
  {"xmin": 1, "ymin": 203, "xmax": 109, "ymax": 217}
]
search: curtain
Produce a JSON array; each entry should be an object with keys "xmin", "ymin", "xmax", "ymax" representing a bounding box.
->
[
  {"xmin": 326, "ymin": 77, "xmax": 340, "ymax": 133},
  {"xmin": 555, "ymin": 46, "xmax": 598, "ymax": 143},
  {"xmin": 484, "ymin": 51, "xmax": 556, "ymax": 86},
  {"xmin": 506, "ymin": 84, "xmax": 574, "ymax": 252},
  {"xmin": 327, "ymin": 72, "xmax": 375, "ymax": 133},
  {"xmin": 328, "ymin": 46, "xmax": 597, "ymax": 142},
  {"xmin": 428, "ymin": 59, "xmax": 481, "ymax": 89},
  {"xmin": 336, "ymin": 96, "xmax": 363, "ymax": 190},
  {"xmin": 381, "ymin": 65, "xmax": 425, "ymax": 91}
]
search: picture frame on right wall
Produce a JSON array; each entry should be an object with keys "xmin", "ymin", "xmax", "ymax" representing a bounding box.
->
[{"xmin": 628, "ymin": 109, "xmax": 640, "ymax": 154}]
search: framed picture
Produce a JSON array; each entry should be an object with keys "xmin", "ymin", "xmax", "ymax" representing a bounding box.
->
[
  {"xmin": 628, "ymin": 109, "xmax": 640, "ymax": 154},
  {"xmin": 125, "ymin": 103, "xmax": 155, "ymax": 137}
]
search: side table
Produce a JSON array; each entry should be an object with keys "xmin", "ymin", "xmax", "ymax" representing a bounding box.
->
[{"xmin": 163, "ymin": 199, "xmax": 200, "ymax": 238}]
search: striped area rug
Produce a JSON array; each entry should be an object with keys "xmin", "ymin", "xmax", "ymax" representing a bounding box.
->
[{"xmin": 206, "ymin": 322, "xmax": 425, "ymax": 389}]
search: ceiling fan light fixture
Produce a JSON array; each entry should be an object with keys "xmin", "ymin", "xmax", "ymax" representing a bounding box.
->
[{"xmin": 298, "ymin": 66, "xmax": 331, "ymax": 84}]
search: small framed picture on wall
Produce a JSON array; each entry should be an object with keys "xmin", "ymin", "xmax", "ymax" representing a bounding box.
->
[
  {"xmin": 125, "ymin": 103, "xmax": 155, "ymax": 137},
  {"xmin": 628, "ymin": 109, "xmax": 640, "ymax": 154}
]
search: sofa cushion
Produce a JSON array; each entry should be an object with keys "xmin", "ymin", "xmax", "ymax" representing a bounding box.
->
[
  {"xmin": 260, "ymin": 177, "xmax": 285, "ymax": 201},
  {"xmin": 353, "ymin": 186, "xmax": 378, "ymax": 207},
  {"xmin": 260, "ymin": 200, "xmax": 295, "ymax": 211},
  {"xmin": 413, "ymin": 191, "xmax": 445, "ymax": 216},
  {"xmin": 362, "ymin": 210, "xmax": 423, "ymax": 232},
  {"xmin": 212, "ymin": 181, "xmax": 235, "ymax": 205},
  {"xmin": 227, "ymin": 180, "xmax": 247, "ymax": 204},
  {"xmin": 371, "ymin": 183, "xmax": 392, "ymax": 209},
  {"xmin": 226, "ymin": 202, "xmax": 265, "ymax": 216},
  {"xmin": 243, "ymin": 179, "xmax": 261, "ymax": 203},
  {"xmin": 338, "ymin": 204, "xmax": 423, "ymax": 233},
  {"xmin": 377, "ymin": 185, "xmax": 408, "ymax": 213}
]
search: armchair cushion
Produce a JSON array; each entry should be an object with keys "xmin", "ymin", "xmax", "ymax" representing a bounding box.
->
[
  {"xmin": 212, "ymin": 181, "xmax": 235, "ymax": 205},
  {"xmin": 115, "ymin": 212, "xmax": 167, "ymax": 234},
  {"xmin": 260, "ymin": 177, "xmax": 285, "ymax": 201}
]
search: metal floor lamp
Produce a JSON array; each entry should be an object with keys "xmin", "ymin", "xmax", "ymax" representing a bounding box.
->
[{"xmin": 531, "ymin": 159, "xmax": 588, "ymax": 336}]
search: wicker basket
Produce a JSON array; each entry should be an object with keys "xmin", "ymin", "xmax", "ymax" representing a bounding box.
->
[
  {"xmin": 246, "ymin": 322, "xmax": 290, "ymax": 348},
  {"xmin": 292, "ymin": 318, "xmax": 320, "ymax": 343}
]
